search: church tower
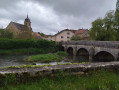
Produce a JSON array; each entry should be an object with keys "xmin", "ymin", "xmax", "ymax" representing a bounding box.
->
[{"xmin": 24, "ymin": 14, "xmax": 31, "ymax": 29}]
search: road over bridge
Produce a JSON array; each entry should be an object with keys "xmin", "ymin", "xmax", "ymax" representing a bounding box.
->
[{"xmin": 62, "ymin": 41, "xmax": 119, "ymax": 62}]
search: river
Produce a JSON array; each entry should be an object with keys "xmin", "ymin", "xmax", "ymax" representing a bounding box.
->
[{"xmin": 0, "ymin": 55, "xmax": 90, "ymax": 68}]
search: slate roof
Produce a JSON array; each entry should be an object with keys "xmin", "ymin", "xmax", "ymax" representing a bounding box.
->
[
  {"xmin": 11, "ymin": 22, "xmax": 32, "ymax": 31},
  {"xmin": 12, "ymin": 22, "xmax": 25, "ymax": 30},
  {"xmin": 25, "ymin": 18, "xmax": 31, "ymax": 22}
]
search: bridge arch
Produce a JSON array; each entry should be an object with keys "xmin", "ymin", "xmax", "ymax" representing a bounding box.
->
[
  {"xmin": 76, "ymin": 48, "xmax": 89, "ymax": 61},
  {"xmin": 94, "ymin": 51, "xmax": 115, "ymax": 62},
  {"xmin": 61, "ymin": 46, "xmax": 64, "ymax": 51},
  {"xmin": 77, "ymin": 48, "xmax": 89, "ymax": 56},
  {"xmin": 67, "ymin": 47, "xmax": 73, "ymax": 55}
]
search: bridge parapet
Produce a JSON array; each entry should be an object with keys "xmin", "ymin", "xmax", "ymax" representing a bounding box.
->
[{"xmin": 62, "ymin": 41, "xmax": 119, "ymax": 49}]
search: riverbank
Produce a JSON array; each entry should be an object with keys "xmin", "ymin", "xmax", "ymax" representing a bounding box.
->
[
  {"xmin": 0, "ymin": 61, "xmax": 119, "ymax": 75},
  {"xmin": 0, "ymin": 62, "xmax": 119, "ymax": 89},
  {"xmin": 0, "ymin": 67, "xmax": 119, "ymax": 89}
]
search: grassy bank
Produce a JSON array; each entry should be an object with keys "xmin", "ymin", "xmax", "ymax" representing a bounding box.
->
[
  {"xmin": 26, "ymin": 51, "xmax": 68, "ymax": 62},
  {"xmin": 0, "ymin": 70, "xmax": 119, "ymax": 90}
]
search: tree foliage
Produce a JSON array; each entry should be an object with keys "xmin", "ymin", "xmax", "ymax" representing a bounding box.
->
[
  {"xmin": 71, "ymin": 35, "xmax": 81, "ymax": 41},
  {"xmin": 38, "ymin": 32, "xmax": 45, "ymax": 36},
  {"xmin": 115, "ymin": 10, "xmax": 119, "ymax": 40},
  {"xmin": 0, "ymin": 29, "xmax": 14, "ymax": 39},
  {"xmin": 16, "ymin": 26, "xmax": 34, "ymax": 39},
  {"xmin": 90, "ymin": 10, "xmax": 117, "ymax": 41},
  {"xmin": 0, "ymin": 39, "xmax": 61, "ymax": 52}
]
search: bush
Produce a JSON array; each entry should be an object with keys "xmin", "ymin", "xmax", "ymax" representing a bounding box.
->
[
  {"xmin": 0, "ymin": 39, "xmax": 61, "ymax": 51},
  {"xmin": 71, "ymin": 35, "xmax": 81, "ymax": 41},
  {"xmin": 56, "ymin": 51, "xmax": 68, "ymax": 57}
]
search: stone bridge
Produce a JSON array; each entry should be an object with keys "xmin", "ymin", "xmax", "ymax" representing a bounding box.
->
[{"xmin": 62, "ymin": 41, "xmax": 119, "ymax": 61}]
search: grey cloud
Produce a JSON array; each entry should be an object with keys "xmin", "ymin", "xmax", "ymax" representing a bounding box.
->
[
  {"xmin": 0, "ymin": 0, "xmax": 117, "ymax": 34},
  {"xmin": 35, "ymin": 0, "xmax": 116, "ymax": 17}
]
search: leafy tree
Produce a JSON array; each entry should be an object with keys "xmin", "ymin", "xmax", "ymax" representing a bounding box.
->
[
  {"xmin": 71, "ymin": 35, "xmax": 81, "ymax": 41},
  {"xmin": 90, "ymin": 10, "xmax": 116, "ymax": 41},
  {"xmin": 103, "ymin": 10, "xmax": 116, "ymax": 41},
  {"xmin": 38, "ymin": 32, "xmax": 45, "ymax": 36},
  {"xmin": 16, "ymin": 26, "xmax": 34, "ymax": 39},
  {"xmin": 115, "ymin": 10, "xmax": 119, "ymax": 40},
  {"xmin": 90, "ymin": 18, "xmax": 105, "ymax": 40},
  {"xmin": 0, "ymin": 29, "xmax": 14, "ymax": 39}
]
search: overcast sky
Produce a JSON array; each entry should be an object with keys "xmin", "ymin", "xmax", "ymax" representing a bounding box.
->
[{"xmin": 0, "ymin": 0, "xmax": 117, "ymax": 35}]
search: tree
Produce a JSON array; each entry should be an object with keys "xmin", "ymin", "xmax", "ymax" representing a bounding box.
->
[
  {"xmin": 71, "ymin": 35, "xmax": 81, "ymax": 41},
  {"xmin": 103, "ymin": 10, "xmax": 116, "ymax": 41},
  {"xmin": 0, "ymin": 29, "xmax": 14, "ymax": 39},
  {"xmin": 90, "ymin": 18, "xmax": 105, "ymax": 40},
  {"xmin": 38, "ymin": 32, "xmax": 45, "ymax": 36},
  {"xmin": 115, "ymin": 10, "xmax": 119, "ymax": 40},
  {"xmin": 16, "ymin": 26, "xmax": 34, "ymax": 39},
  {"xmin": 90, "ymin": 10, "xmax": 116, "ymax": 41}
]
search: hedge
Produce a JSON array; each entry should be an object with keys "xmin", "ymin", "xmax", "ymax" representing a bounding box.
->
[{"xmin": 0, "ymin": 38, "xmax": 61, "ymax": 52}]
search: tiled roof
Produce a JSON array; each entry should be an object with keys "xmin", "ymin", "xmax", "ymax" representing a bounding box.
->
[
  {"xmin": 75, "ymin": 29, "xmax": 88, "ymax": 34},
  {"xmin": 34, "ymin": 33, "xmax": 41, "ymax": 37},
  {"xmin": 32, "ymin": 33, "xmax": 42, "ymax": 39}
]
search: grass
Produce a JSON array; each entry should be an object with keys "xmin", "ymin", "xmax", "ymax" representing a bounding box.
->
[
  {"xmin": 26, "ymin": 51, "xmax": 68, "ymax": 62},
  {"xmin": 2, "ymin": 64, "xmax": 51, "ymax": 69},
  {"xmin": 0, "ymin": 70, "xmax": 119, "ymax": 90},
  {"xmin": 2, "ymin": 62, "xmax": 87, "ymax": 69}
]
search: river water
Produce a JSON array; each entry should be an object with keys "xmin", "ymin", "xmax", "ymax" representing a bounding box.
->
[
  {"xmin": 0, "ymin": 55, "xmax": 31, "ymax": 67},
  {"xmin": 0, "ymin": 55, "xmax": 89, "ymax": 68}
]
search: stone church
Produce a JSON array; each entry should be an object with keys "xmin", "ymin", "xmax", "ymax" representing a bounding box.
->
[{"xmin": 6, "ymin": 15, "xmax": 33, "ymax": 37}]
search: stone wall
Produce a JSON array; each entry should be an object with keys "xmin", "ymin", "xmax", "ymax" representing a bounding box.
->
[{"xmin": 0, "ymin": 62, "xmax": 119, "ymax": 77}]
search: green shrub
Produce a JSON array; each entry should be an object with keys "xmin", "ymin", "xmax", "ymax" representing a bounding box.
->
[
  {"xmin": 56, "ymin": 51, "xmax": 68, "ymax": 57},
  {"xmin": 0, "ymin": 39, "xmax": 61, "ymax": 52}
]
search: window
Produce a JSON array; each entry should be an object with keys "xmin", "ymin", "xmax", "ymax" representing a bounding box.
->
[
  {"xmin": 67, "ymin": 36, "xmax": 70, "ymax": 39},
  {"xmin": 61, "ymin": 36, "xmax": 63, "ymax": 38},
  {"xmin": 67, "ymin": 32, "xmax": 69, "ymax": 35}
]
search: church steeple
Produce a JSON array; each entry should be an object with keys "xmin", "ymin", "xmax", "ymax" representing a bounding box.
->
[
  {"xmin": 24, "ymin": 14, "xmax": 31, "ymax": 29},
  {"xmin": 27, "ymin": 13, "xmax": 28, "ymax": 18}
]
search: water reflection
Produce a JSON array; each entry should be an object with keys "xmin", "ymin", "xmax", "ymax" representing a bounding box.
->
[
  {"xmin": 66, "ymin": 55, "xmax": 89, "ymax": 63},
  {"xmin": 0, "ymin": 55, "xmax": 31, "ymax": 67}
]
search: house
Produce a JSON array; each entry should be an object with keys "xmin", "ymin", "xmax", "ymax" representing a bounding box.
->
[
  {"xmin": 44, "ymin": 29, "xmax": 90, "ymax": 42},
  {"xmin": 44, "ymin": 29, "xmax": 76, "ymax": 42},
  {"xmin": 53, "ymin": 29, "xmax": 77, "ymax": 42},
  {"xmin": 6, "ymin": 14, "xmax": 32, "ymax": 38},
  {"xmin": 32, "ymin": 33, "xmax": 42, "ymax": 39},
  {"xmin": 75, "ymin": 29, "xmax": 90, "ymax": 40}
]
